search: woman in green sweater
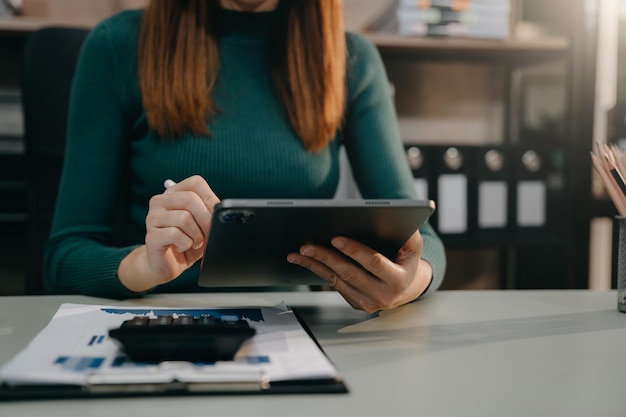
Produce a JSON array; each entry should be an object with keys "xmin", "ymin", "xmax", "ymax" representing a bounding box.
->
[{"xmin": 45, "ymin": 0, "xmax": 446, "ymax": 312}]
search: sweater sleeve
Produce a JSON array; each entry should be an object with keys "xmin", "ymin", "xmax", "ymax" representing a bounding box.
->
[
  {"xmin": 342, "ymin": 32, "xmax": 446, "ymax": 297},
  {"xmin": 44, "ymin": 19, "xmax": 139, "ymax": 298}
]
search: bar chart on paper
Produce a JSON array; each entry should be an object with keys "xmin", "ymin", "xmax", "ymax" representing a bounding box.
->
[{"xmin": 0, "ymin": 303, "xmax": 340, "ymax": 388}]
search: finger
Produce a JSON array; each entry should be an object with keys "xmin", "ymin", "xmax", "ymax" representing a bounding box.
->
[
  {"xmin": 287, "ymin": 251, "xmax": 339, "ymax": 285},
  {"xmin": 147, "ymin": 209, "xmax": 206, "ymax": 249},
  {"xmin": 330, "ymin": 236, "xmax": 402, "ymax": 280},
  {"xmin": 288, "ymin": 250, "xmax": 381, "ymax": 313},
  {"xmin": 287, "ymin": 251, "xmax": 366, "ymax": 310},
  {"xmin": 148, "ymin": 189, "xmax": 208, "ymax": 251},
  {"xmin": 167, "ymin": 175, "xmax": 221, "ymax": 214},
  {"xmin": 289, "ymin": 245, "xmax": 376, "ymax": 298},
  {"xmin": 329, "ymin": 237, "xmax": 423, "ymax": 310},
  {"xmin": 394, "ymin": 229, "xmax": 424, "ymax": 266},
  {"xmin": 146, "ymin": 224, "xmax": 195, "ymax": 253},
  {"xmin": 154, "ymin": 191, "xmax": 213, "ymax": 238}
]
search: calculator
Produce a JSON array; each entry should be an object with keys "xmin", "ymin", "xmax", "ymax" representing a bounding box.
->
[{"xmin": 108, "ymin": 315, "xmax": 256, "ymax": 363}]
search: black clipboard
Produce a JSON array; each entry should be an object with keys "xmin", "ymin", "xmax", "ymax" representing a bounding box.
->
[
  {"xmin": 0, "ymin": 377, "xmax": 347, "ymax": 400},
  {"xmin": 0, "ymin": 307, "xmax": 348, "ymax": 401}
]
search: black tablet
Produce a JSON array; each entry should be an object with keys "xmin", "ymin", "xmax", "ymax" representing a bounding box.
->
[{"xmin": 197, "ymin": 199, "xmax": 435, "ymax": 288}]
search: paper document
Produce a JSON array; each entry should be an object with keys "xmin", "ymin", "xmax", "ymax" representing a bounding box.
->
[{"xmin": 0, "ymin": 303, "xmax": 339, "ymax": 389}]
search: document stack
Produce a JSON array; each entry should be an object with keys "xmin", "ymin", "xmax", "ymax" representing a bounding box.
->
[
  {"xmin": 395, "ymin": 0, "xmax": 512, "ymax": 40},
  {"xmin": 0, "ymin": 303, "xmax": 347, "ymax": 398}
]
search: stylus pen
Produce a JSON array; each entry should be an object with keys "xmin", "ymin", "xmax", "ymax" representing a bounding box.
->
[{"xmin": 164, "ymin": 178, "xmax": 221, "ymax": 201}]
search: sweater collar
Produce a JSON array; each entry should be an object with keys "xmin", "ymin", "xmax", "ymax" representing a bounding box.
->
[{"xmin": 216, "ymin": 7, "xmax": 281, "ymax": 43}]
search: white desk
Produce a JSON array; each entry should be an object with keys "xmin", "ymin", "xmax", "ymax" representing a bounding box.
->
[{"xmin": 1, "ymin": 290, "xmax": 625, "ymax": 416}]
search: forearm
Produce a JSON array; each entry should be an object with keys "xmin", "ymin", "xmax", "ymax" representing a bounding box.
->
[{"xmin": 45, "ymin": 236, "xmax": 140, "ymax": 297}]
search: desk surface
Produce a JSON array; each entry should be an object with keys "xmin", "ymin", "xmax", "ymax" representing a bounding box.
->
[{"xmin": 1, "ymin": 290, "xmax": 625, "ymax": 416}]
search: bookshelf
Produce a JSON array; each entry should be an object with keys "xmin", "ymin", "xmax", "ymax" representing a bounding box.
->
[{"xmin": 358, "ymin": 0, "xmax": 599, "ymax": 290}]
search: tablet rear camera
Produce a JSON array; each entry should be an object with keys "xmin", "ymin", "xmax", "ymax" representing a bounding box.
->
[{"xmin": 219, "ymin": 209, "xmax": 256, "ymax": 224}]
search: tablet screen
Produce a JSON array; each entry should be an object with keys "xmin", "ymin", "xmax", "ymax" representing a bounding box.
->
[{"xmin": 198, "ymin": 199, "xmax": 435, "ymax": 288}]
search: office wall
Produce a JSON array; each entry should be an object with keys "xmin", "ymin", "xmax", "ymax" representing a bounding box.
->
[
  {"xmin": 21, "ymin": 0, "xmax": 148, "ymax": 21},
  {"xmin": 19, "ymin": 0, "xmax": 387, "ymax": 24}
]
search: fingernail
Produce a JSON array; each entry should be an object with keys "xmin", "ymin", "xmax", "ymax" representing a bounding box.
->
[
  {"xmin": 287, "ymin": 255, "xmax": 300, "ymax": 265},
  {"xmin": 331, "ymin": 237, "xmax": 345, "ymax": 249},
  {"xmin": 301, "ymin": 247, "xmax": 313, "ymax": 256}
]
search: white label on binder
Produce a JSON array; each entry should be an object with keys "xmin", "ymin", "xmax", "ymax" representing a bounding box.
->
[
  {"xmin": 478, "ymin": 181, "xmax": 507, "ymax": 228},
  {"xmin": 413, "ymin": 178, "xmax": 428, "ymax": 200},
  {"xmin": 438, "ymin": 174, "xmax": 467, "ymax": 233},
  {"xmin": 517, "ymin": 181, "xmax": 546, "ymax": 227}
]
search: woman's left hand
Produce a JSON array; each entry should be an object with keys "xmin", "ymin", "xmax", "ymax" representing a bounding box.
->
[{"xmin": 287, "ymin": 229, "xmax": 432, "ymax": 313}]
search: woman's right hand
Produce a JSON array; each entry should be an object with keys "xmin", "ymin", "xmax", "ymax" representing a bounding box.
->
[{"xmin": 118, "ymin": 175, "xmax": 220, "ymax": 293}]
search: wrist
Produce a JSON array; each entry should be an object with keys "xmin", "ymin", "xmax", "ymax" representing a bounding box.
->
[
  {"xmin": 401, "ymin": 259, "xmax": 432, "ymax": 305},
  {"xmin": 117, "ymin": 246, "xmax": 157, "ymax": 293}
]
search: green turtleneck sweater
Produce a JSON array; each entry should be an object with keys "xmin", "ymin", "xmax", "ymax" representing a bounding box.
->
[{"xmin": 45, "ymin": 8, "xmax": 446, "ymax": 298}]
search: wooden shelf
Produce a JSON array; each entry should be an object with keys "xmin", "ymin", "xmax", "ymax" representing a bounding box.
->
[
  {"xmin": 365, "ymin": 32, "xmax": 568, "ymax": 51},
  {"xmin": 0, "ymin": 16, "xmax": 95, "ymax": 35},
  {"xmin": 363, "ymin": 32, "xmax": 570, "ymax": 62}
]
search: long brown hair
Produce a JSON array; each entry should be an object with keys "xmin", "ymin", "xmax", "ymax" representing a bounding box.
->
[{"xmin": 138, "ymin": 0, "xmax": 346, "ymax": 151}]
